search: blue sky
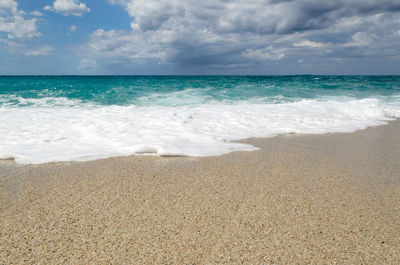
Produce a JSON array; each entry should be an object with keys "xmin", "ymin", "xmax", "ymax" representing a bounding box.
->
[{"xmin": 1, "ymin": 0, "xmax": 400, "ymax": 75}]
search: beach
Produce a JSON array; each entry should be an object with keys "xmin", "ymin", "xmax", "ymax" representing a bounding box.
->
[{"xmin": 1, "ymin": 120, "xmax": 399, "ymax": 264}]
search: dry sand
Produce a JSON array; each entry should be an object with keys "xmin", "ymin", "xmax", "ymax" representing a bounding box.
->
[{"xmin": 1, "ymin": 120, "xmax": 399, "ymax": 264}]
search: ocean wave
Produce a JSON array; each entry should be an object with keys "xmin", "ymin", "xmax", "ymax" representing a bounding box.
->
[{"xmin": 0, "ymin": 97, "xmax": 399, "ymax": 164}]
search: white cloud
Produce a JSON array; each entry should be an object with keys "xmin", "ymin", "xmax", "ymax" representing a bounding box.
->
[
  {"xmin": 343, "ymin": 32, "xmax": 375, "ymax": 47},
  {"xmin": 79, "ymin": 58, "xmax": 97, "ymax": 69},
  {"xmin": 44, "ymin": 0, "xmax": 90, "ymax": 17},
  {"xmin": 293, "ymin": 40, "xmax": 329, "ymax": 48},
  {"xmin": 0, "ymin": 0, "xmax": 40, "ymax": 40},
  {"xmin": 0, "ymin": 0, "xmax": 53, "ymax": 58},
  {"xmin": 243, "ymin": 46, "xmax": 285, "ymax": 61},
  {"xmin": 30, "ymin": 10, "xmax": 44, "ymax": 17},
  {"xmin": 0, "ymin": 15, "xmax": 40, "ymax": 39},
  {"xmin": 25, "ymin": 45, "xmax": 53, "ymax": 56},
  {"xmin": 1, "ymin": 38, "xmax": 53, "ymax": 56},
  {"xmin": 107, "ymin": 0, "xmax": 127, "ymax": 5},
  {"xmin": 86, "ymin": 29, "xmax": 166, "ymax": 60},
  {"xmin": 0, "ymin": 0, "xmax": 18, "ymax": 15},
  {"xmin": 69, "ymin": 25, "xmax": 77, "ymax": 32}
]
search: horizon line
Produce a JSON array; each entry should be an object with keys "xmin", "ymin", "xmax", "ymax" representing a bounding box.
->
[{"xmin": 1, "ymin": 74, "xmax": 400, "ymax": 77}]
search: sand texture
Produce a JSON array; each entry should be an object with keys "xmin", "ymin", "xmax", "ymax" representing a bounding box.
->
[{"xmin": 1, "ymin": 120, "xmax": 400, "ymax": 264}]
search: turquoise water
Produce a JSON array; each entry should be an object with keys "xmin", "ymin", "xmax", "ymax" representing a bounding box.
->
[
  {"xmin": 1, "ymin": 75, "xmax": 399, "ymax": 106},
  {"xmin": 1, "ymin": 76, "xmax": 399, "ymax": 164}
]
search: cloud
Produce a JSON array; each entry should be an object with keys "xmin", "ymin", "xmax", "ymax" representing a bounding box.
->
[
  {"xmin": 0, "ymin": 15, "xmax": 40, "ymax": 40},
  {"xmin": 0, "ymin": 0, "xmax": 54, "ymax": 59},
  {"xmin": 343, "ymin": 32, "xmax": 375, "ymax": 47},
  {"xmin": 1, "ymin": 38, "xmax": 53, "ymax": 56},
  {"xmin": 107, "ymin": 0, "xmax": 127, "ymax": 5},
  {"xmin": 81, "ymin": 0, "xmax": 400, "ymax": 73},
  {"xmin": 44, "ymin": 0, "xmax": 90, "ymax": 17},
  {"xmin": 111, "ymin": 0, "xmax": 400, "ymax": 35},
  {"xmin": 79, "ymin": 58, "xmax": 97, "ymax": 69},
  {"xmin": 86, "ymin": 29, "xmax": 167, "ymax": 60},
  {"xmin": 69, "ymin": 25, "xmax": 77, "ymax": 32},
  {"xmin": 0, "ymin": 0, "xmax": 18, "ymax": 15},
  {"xmin": 293, "ymin": 40, "xmax": 328, "ymax": 48},
  {"xmin": 243, "ymin": 46, "xmax": 285, "ymax": 61},
  {"xmin": 24, "ymin": 45, "xmax": 53, "ymax": 56},
  {"xmin": 0, "ymin": 0, "xmax": 40, "ymax": 40},
  {"xmin": 30, "ymin": 10, "xmax": 44, "ymax": 17}
]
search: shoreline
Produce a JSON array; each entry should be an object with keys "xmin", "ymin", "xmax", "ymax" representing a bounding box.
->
[
  {"xmin": 1, "ymin": 119, "xmax": 399, "ymax": 263},
  {"xmin": 1, "ymin": 118, "xmax": 398, "ymax": 166}
]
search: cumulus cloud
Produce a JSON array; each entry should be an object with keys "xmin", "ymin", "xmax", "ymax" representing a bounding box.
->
[
  {"xmin": 44, "ymin": 0, "xmax": 90, "ymax": 17},
  {"xmin": 0, "ymin": 0, "xmax": 55, "ymax": 58},
  {"xmin": 0, "ymin": 0, "xmax": 41, "ymax": 40},
  {"xmin": 0, "ymin": 15, "xmax": 40, "ymax": 39},
  {"xmin": 81, "ymin": 0, "xmax": 400, "ymax": 73},
  {"xmin": 0, "ymin": 0, "xmax": 18, "ymax": 14},
  {"xmin": 86, "ymin": 29, "xmax": 167, "ymax": 60}
]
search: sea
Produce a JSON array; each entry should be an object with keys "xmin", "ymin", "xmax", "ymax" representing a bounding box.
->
[{"xmin": 1, "ymin": 75, "xmax": 399, "ymax": 164}]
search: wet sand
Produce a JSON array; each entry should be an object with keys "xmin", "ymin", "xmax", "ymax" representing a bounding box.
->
[{"xmin": 1, "ymin": 120, "xmax": 399, "ymax": 264}]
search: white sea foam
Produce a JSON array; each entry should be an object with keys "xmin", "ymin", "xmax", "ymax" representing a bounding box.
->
[{"xmin": 0, "ymin": 97, "xmax": 399, "ymax": 164}]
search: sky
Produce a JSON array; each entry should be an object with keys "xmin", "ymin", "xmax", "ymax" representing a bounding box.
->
[{"xmin": 0, "ymin": 0, "xmax": 400, "ymax": 75}]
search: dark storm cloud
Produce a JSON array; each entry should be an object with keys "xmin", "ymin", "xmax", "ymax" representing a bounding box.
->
[
  {"xmin": 82, "ymin": 0, "xmax": 400, "ymax": 74},
  {"xmin": 211, "ymin": 0, "xmax": 400, "ymax": 35}
]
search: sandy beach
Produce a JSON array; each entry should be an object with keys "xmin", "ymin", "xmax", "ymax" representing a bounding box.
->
[{"xmin": 1, "ymin": 120, "xmax": 399, "ymax": 264}]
